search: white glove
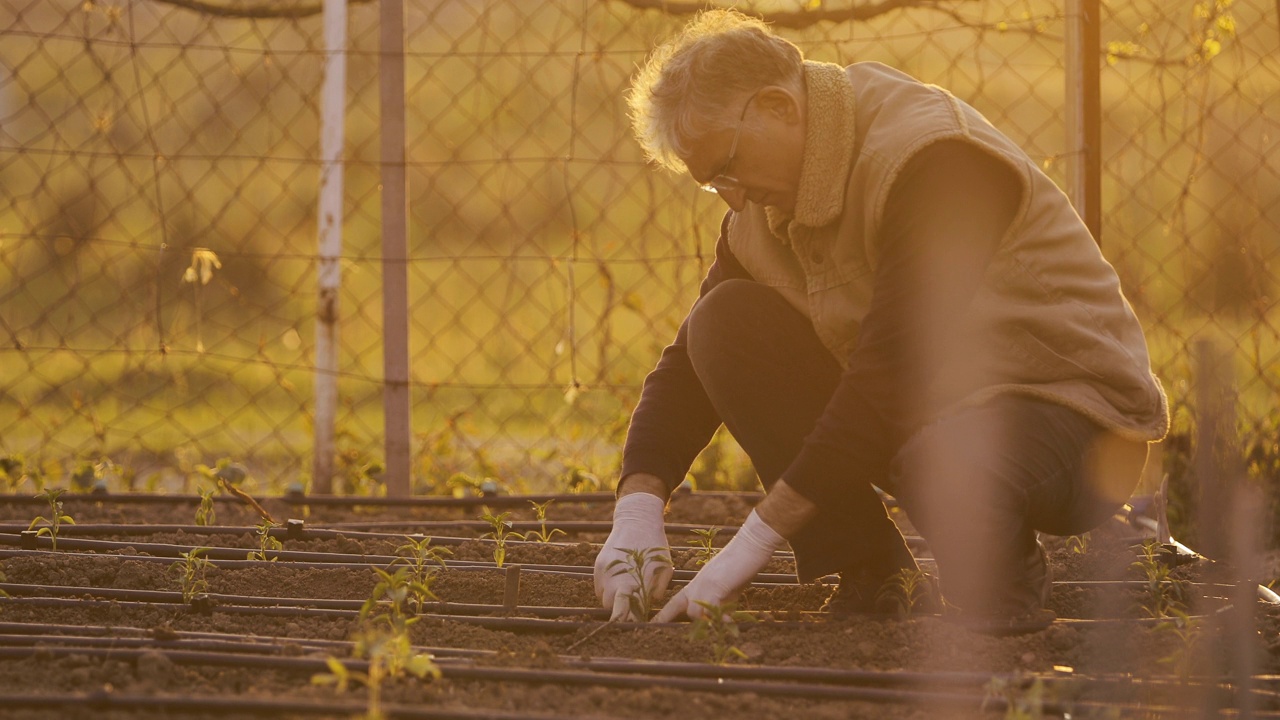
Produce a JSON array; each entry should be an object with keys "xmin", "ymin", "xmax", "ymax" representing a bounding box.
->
[
  {"xmin": 653, "ymin": 509, "xmax": 785, "ymax": 622},
  {"xmin": 594, "ymin": 492, "xmax": 673, "ymax": 621}
]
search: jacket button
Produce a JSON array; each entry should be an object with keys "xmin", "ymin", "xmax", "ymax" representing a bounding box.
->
[{"xmin": 810, "ymin": 251, "xmax": 824, "ymax": 264}]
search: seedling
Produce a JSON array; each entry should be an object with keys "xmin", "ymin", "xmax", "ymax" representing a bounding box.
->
[
  {"xmin": 361, "ymin": 566, "xmax": 438, "ymax": 624},
  {"xmin": 312, "ymin": 621, "xmax": 440, "ymax": 720},
  {"xmin": 195, "ymin": 486, "xmax": 217, "ymax": 526},
  {"xmin": 982, "ymin": 671, "xmax": 1050, "ymax": 720},
  {"xmin": 169, "ymin": 547, "xmax": 212, "ymax": 603},
  {"xmin": 1131, "ymin": 539, "xmax": 1186, "ymax": 618},
  {"xmin": 28, "ymin": 488, "xmax": 75, "ymax": 551},
  {"xmin": 246, "ymin": 518, "xmax": 283, "ymax": 561},
  {"xmin": 689, "ymin": 600, "xmax": 755, "ymax": 664},
  {"xmin": 1065, "ymin": 532, "xmax": 1090, "ymax": 555},
  {"xmin": 1155, "ymin": 607, "xmax": 1203, "ymax": 682},
  {"xmin": 392, "ymin": 535, "xmax": 451, "ymax": 576},
  {"xmin": 875, "ymin": 567, "xmax": 938, "ymax": 619},
  {"xmin": 481, "ymin": 511, "xmax": 525, "ymax": 568},
  {"xmin": 525, "ymin": 500, "xmax": 566, "ymax": 543},
  {"xmin": 389, "ymin": 538, "xmax": 450, "ymax": 613},
  {"xmin": 605, "ymin": 547, "xmax": 672, "ymax": 621},
  {"xmin": 686, "ymin": 527, "xmax": 720, "ymax": 567}
]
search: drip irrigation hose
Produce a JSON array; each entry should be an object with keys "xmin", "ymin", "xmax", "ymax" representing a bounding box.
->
[
  {"xmin": 0, "ymin": 489, "xmax": 766, "ymax": 508},
  {"xmin": 0, "ymin": 643, "xmax": 1269, "ymax": 716},
  {"xmin": 0, "ymin": 540, "xmax": 809, "ymax": 584},
  {"xmin": 0, "ymin": 589, "xmax": 1215, "ymax": 630},
  {"xmin": 4, "ymin": 619, "xmax": 1274, "ymax": 696},
  {"xmin": 0, "ymin": 582, "xmax": 612, "ymax": 618},
  {"xmin": 0, "ymin": 520, "xmax": 931, "ymax": 554},
  {"xmin": 0, "ymin": 595, "xmax": 602, "ymax": 631},
  {"xmin": 0, "ymin": 691, "xmax": 583, "ymax": 720}
]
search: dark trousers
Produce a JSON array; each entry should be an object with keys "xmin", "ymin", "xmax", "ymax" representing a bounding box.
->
[{"xmin": 685, "ymin": 280, "xmax": 1147, "ymax": 612}]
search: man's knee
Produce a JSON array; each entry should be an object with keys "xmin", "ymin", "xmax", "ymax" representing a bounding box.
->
[
  {"xmin": 687, "ymin": 279, "xmax": 769, "ymax": 351},
  {"xmin": 686, "ymin": 279, "xmax": 787, "ymax": 376}
]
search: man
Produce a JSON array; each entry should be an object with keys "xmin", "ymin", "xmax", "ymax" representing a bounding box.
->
[{"xmin": 594, "ymin": 10, "xmax": 1167, "ymax": 634}]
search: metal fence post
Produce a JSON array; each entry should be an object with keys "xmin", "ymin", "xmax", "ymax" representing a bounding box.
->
[
  {"xmin": 313, "ymin": 0, "xmax": 348, "ymax": 495},
  {"xmin": 1065, "ymin": 0, "xmax": 1102, "ymax": 244},
  {"xmin": 380, "ymin": 0, "xmax": 412, "ymax": 498}
]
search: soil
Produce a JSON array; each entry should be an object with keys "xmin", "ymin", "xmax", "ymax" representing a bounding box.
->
[{"xmin": 0, "ymin": 491, "xmax": 1275, "ymax": 719}]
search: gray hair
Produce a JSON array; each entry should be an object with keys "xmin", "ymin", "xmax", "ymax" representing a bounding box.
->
[{"xmin": 627, "ymin": 9, "xmax": 804, "ymax": 172}]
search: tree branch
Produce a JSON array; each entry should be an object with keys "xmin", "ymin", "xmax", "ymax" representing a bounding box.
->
[
  {"xmin": 607, "ymin": 0, "xmax": 981, "ymax": 30},
  {"xmin": 146, "ymin": 0, "xmax": 374, "ymax": 20}
]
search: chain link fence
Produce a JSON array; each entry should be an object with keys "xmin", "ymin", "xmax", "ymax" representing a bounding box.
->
[{"xmin": 1, "ymin": 0, "xmax": 1276, "ymax": 499}]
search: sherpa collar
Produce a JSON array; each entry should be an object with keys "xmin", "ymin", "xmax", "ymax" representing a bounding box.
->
[{"xmin": 766, "ymin": 60, "xmax": 857, "ymax": 240}]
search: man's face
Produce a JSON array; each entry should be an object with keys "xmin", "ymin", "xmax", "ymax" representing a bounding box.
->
[{"xmin": 680, "ymin": 85, "xmax": 807, "ymax": 213}]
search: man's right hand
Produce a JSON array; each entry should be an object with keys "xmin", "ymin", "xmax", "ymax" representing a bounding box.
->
[{"xmin": 593, "ymin": 482, "xmax": 672, "ymax": 621}]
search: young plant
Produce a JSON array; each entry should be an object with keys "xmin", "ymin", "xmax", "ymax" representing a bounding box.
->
[
  {"xmin": 875, "ymin": 567, "xmax": 938, "ymax": 619},
  {"xmin": 1065, "ymin": 532, "xmax": 1090, "ymax": 555},
  {"xmin": 481, "ymin": 511, "xmax": 525, "ymax": 568},
  {"xmin": 392, "ymin": 535, "xmax": 451, "ymax": 576},
  {"xmin": 1155, "ymin": 607, "xmax": 1203, "ymax": 683},
  {"xmin": 982, "ymin": 672, "xmax": 1050, "ymax": 720},
  {"xmin": 389, "ymin": 538, "xmax": 450, "ymax": 613},
  {"xmin": 605, "ymin": 547, "xmax": 673, "ymax": 621},
  {"xmin": 28, "ymin": 488, "xmax": 75, "ymax": 551},
  {"xmin": 169, "ymin": 547, "xmax": 212, "ymax": 602},
  {"xmin": 246, "ymin": 518, "xmax": 283, "ymax": 561},
  {"xmin": 689, "ymin": 600, "xmax": 755, "ymax": 664},
  {"xmin": 686, "ymin": 527, "xmax": 721, "ymax": 568},
  {"xmin": 195, "ymin": 486, "xmax": 217, "ymax": 526},
  {"xmin": 525, "ymin": 500, "xmax": 566, "ymax": 543},
  {"xmin": 1131, "ymin": 539, "xmax": 1186, "ymax": 618},
  {"xmin": 361, "ymin": 567, "xmax": 438, "ymax": 624},
  {"xmin": 312, "ymin": 621, "xmax": 440, "ymax": 720}
]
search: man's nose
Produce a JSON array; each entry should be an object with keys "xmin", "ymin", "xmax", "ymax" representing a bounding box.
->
[{"xmin": 718, "ymin": 186, "xmax": 747, "ymax": 212}]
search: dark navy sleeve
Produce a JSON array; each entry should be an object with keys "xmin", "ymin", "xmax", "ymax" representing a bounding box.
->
[
  {"xmin": 781, "ymin": 141, "xmax": 1022, "ymax": 503},
  {"xmin": 620, "ymin": 213, "xmax": 755, "ymax": 495}
]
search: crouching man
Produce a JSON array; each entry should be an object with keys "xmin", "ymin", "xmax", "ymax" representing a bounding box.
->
[{"xmin": 594, "ymin": 10, "xmax": 1167, "ymax": 635}]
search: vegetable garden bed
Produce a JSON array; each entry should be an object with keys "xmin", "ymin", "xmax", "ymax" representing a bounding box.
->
[{"xmin": 0, "ymin": 490, "xmax": 1276, "ymax": 719}]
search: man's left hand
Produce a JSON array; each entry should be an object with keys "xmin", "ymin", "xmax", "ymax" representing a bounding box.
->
[{"xmin": 653, "ymin": 509, "xmax": 787, "ymax": 622}]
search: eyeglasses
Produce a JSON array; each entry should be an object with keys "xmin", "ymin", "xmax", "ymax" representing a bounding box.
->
[{"xmin": 699, "ymin": 91, "xmax": 757, "ymax": 195}]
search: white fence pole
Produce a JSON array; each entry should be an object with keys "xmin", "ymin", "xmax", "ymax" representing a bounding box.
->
[{"xmin": 313, "ymin": 0, "xmax": 347, "ymax": 494}]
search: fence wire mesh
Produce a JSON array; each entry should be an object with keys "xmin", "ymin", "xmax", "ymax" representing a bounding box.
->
[{"xmin": 1, "ymin": 0, "xmax": 1276, "ymax": 499}]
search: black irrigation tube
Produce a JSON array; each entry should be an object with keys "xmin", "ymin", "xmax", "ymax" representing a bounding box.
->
[
  {"xmin": 0, "ymin": 540, "xmax": 810, "ymax": 584},
  {"xmin": 0, "ymin": 643, "xmax": 1271, "ymax": 717},
  {"xmin": 8, "ymin": 619, "xmax": 1276, "ymax": 697},
  {"xmin": 0, "ymin": 691, "xmax": 584, "ymax": 720},
  {"xmin": 0, "ymin": 595, "xmax": 605, "ymax": 631},
  {"xmin": 0, "ymin": 546, "xmax": 1234, "ymax": 596},
  {"xmin": 0, "ymin": 585, "xmax": 1220, "ymax": 631},
  {"xmin": 0, "ymin": 582, "xmax": 612, "ymax": 619},
  {"xmin": 0, "ymin": 490, "xmax": 765, "ymax": 508}
]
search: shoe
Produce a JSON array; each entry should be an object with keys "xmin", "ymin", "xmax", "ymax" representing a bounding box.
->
[
  {"xmin": 821, "ymin": 543, "xmax": 926, "ymax": 618},
  {"xmin": 942, "ymin": 536, "xmax": 1055, "ymax": 636}
]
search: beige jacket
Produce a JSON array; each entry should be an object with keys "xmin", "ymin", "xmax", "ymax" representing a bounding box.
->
[{"xmin": 726, "ymin": 61, "xmax": 1169, "ymax": 441}]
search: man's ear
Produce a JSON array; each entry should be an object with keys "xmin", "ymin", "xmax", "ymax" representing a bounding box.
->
[{"xmin": 755, "ymin": 86, "xmax": 803, "ymax": 125}]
